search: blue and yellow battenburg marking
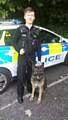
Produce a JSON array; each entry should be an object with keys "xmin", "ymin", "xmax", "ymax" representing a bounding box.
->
[
  {"xmin": 62, "ymin": 42, "xmax": 68, "ymax": 51},
  {"xmin": 41, "ymin": 42, "xmax": 68, "ymax": 56},
  {"xmin": 0, "ymin": 46, "xmax": 18, "ymax": 64},
  {"xmin": 41, "ymin": 43, "xmax": 62, "ymax": 56},
  {"xmin": 0, "ymin": 42, "xmax": 68, "ymax": 65},
  {"xmin": 35, "ymin": 42, "xmax": 68, "ymax": 64}
]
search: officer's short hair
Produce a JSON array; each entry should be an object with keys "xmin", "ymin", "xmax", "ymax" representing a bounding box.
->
[{"xmin": 24, "ymin": 7, "xmax": 35, "ymax": 15}]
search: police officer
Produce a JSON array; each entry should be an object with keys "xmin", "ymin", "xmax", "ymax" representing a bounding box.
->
[{"xmin": 15, "ymin": 7, "xmax": 42, "ymax": 104}]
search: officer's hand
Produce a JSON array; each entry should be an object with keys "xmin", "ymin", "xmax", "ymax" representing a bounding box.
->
[
  {"xmin": 35, "ymin": 61, "xmax": 42, "ymax": 67},
  {"xmin": 20, "ymin": 48, "xmax": 25, "ymax": 55}
]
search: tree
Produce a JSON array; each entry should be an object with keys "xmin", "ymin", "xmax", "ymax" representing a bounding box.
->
[{"xmin": 0, "ymin": 0, "xmax": 68, "ymax": 25}]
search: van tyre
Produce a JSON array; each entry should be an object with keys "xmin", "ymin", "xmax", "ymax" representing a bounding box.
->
[
  {"xmin": 64, "ymin": 53, "xmax": 68, "ymax": 65},
  {"xmin": 0, "ymin": 68, "xmax": 12, "ymax": 94}
]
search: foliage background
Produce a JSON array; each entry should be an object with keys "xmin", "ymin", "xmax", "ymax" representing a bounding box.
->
[{"xmin": 0, "ymin": 0, "xmax": 68, "ymax": 38}]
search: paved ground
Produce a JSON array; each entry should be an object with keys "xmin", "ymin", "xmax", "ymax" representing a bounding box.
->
[{"xmin": 0, "ymin": 64, "xmax": 68, "ymax": 120}]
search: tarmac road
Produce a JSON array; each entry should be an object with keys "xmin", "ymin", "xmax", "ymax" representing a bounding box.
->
[{"xmin": 0, "ymin": 63, "xmax": 68, "ymax": 120}]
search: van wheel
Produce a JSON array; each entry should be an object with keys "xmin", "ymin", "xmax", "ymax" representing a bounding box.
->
[
  {"xmin": 64, "ymin": 53, "xmax": 68, "ymax": 65},
  {"xmin": 0, "ymin": 68, "xmax": 12, "ymax": 94}
]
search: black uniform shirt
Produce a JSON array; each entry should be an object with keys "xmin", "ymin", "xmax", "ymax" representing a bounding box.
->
[{"xmin": 15, "ymin": 24, "xmax": 41, "ymax": 61}]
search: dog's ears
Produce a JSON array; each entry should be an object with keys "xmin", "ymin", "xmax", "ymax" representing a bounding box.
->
[
  {"xmin": 41, "ymin": 63, "xmax": 44, "ymax": 67},
  {"xmin": 31, "ymin": 60, "xmax": 34, "ymax": 65},
  {"xmin": 32, "ymin": 62, "xmax": 35, "ymax": 70},
  {"xmin": 40, "ymin": 63, "xmax": 44, "ymax": 70},
  {"xmin": 38, "ymin": 63, "xmax": 44, "ymax": 68}
]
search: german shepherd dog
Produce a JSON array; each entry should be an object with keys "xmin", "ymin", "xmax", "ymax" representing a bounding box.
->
[{"xmin": 30, "ymin": 63, "xmax": 46, "ymax": 104}]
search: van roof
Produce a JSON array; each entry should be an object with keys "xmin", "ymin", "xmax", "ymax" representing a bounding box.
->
[{"xmin": 0, "ymin": 24, "xmax": 21, "ymax": 30}]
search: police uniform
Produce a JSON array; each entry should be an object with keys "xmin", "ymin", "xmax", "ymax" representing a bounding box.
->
[{"xmin": 15, "ymin": 24, "xmax": 41, "ymax": 103}]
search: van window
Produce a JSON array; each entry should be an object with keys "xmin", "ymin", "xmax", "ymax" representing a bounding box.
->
[
  {"xmin": 39, "ymin": 30, "xmax": 60, "ymax": 43},
  {"xmin": 0, "ymin": 29, "xmax": 17, "ymax": 46}
]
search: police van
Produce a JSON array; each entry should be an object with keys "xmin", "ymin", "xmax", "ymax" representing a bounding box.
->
[{"xmin": 0, "ymin": 22, "xmax": 68, "ymax": 93}]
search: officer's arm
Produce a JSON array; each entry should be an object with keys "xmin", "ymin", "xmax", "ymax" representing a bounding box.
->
[
  {"xmin": 13, "ymin": 27, "xmax": 21, "ymax": 52},
  {"xmin": 35, "ymin": 28, "xmax": 41, "ymax": 61},
  {"xmin": 14, "ymin": 26, "xmax": 25, "ymax": 56},
  {"xmin": 37, "ymin": 39, "xmax": 41, "ymax": 61},
  {"xmin": 35, "ymin": 28, "xmax": 42, "ymax": 66}
]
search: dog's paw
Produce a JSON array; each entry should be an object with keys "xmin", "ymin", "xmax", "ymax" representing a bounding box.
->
[
  {"xmin": 37, "ymin": 99, "xmax": 41, "ymax": 104},
  {"xmin": 29, "ymin": 96, "xmax": 34, "ymax": 101}
]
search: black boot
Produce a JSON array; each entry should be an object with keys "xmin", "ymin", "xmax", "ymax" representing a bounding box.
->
[{"xmin": 17, "ymin": 97, "xmax": 23, "ymax": 104}]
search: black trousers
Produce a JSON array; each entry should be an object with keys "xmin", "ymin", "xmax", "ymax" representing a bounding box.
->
[{"xmin": 17, "ymin": 54, "xmax": 32, "ymax": 98}]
